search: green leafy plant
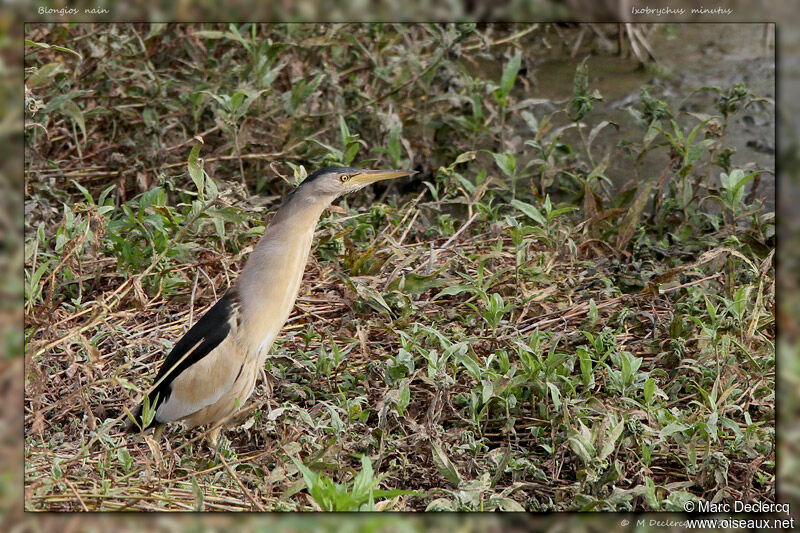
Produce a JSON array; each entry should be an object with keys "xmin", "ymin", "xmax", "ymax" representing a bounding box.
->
[{"xmin": 291, "ymin": 455, "xmax": 418, "ymax": 511}]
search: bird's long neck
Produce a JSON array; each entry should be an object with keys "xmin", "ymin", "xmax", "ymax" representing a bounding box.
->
[{"xmin": 237, "ymin": 191, "xmax": 336, "ymax": 358}]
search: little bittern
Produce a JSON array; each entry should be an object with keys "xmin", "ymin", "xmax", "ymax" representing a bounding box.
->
[{"xmin": 126, "ymin": 167, "xmax": 416, "ymax": 445}]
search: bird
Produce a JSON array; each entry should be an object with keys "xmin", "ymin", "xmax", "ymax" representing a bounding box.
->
[{"xmin": 126, "ymin": 166, "xmax": 417, "ymax": 446}]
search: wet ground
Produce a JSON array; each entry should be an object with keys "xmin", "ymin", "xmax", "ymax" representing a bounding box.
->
[{"xmin": 519, "ymin": 24, "xmax": 775, "ymax": 209}]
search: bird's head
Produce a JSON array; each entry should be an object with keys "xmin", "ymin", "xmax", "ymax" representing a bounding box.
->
[{"xmin": 294, "ymin": 166, "xmax": 417, "ymax": 201}]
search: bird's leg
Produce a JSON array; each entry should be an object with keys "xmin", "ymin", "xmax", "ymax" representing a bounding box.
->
[
  {"xmin": 153, "ymin": 424, "xmax": 165, "ymax": 440},
  {"xmin": 207, "ymin": 425, "xmax": 223, "ymax": 455}
]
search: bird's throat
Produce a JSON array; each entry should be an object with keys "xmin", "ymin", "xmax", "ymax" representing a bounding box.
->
[{"xmin": 237, "ymin": 194, "xmax": 334, "ymax": 359}]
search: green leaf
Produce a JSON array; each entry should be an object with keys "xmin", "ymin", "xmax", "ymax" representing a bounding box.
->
[
  {"xmin": 230, "ymin": 91, "xmax": 245, "ymax": 112},
  {"xmin": 493, "ymin": 497, "xmax": 526, "ymax": 511},
  {"xmin": 660, "ymin": 422, "xmax": 689, "ymax": 438},
  {"xmin": 140, "ymin": 392, "xmax": 159, "ymax": 429},
  {"xmin": 520, "ymin": 110, "xmax": 538, "ymax": 132},
  {"xmin": 546, "ymin": 382, "xmax": 562, "ymax": 410},
  {"xmin": 620, "ymin": 353, "xmax": 632, "ymax": 384},
  {"xmin": 191, "ymin": 476, "xmax": 204, "ymax": 511},
  {"xmin": 395, "ymin": 383, "xmax": 410, "ymax": 415},
  {"xmin": 70, "ymin": 180, "xmax": 94, "ymax": 204},
  {"xmin": 577, "ymin": 347, "xmax": 593, "ymax": 386},
  {"xmin": 434, "ymin": 285, "xmax": 473, "ymax": 298},
  {"xmin": 644, "ymin": 378, "xmax": 656, "ymax": 404},
  {"xmin": 343, "ymin": 143, "xmax": 360, "ymax": 166},
  {"xmin": 669, "ymin": 118, "xmax": 685, "ymax": 146},
  {"xmin": 260, "ymin": 58, "xmax": 287, "ymax": 88},
  {"xmin": 587, "ymin": 120, "xmax": 617, "ymax": 149},
  {"xmin": 454, "ymin": 151, "xmax": 477, "ymax": 165},
  {"xmin": 586, "ymin": 154, "xmax": 610, "ymax": 183},
  {"xmin": 598, "ymin": 419, "xmax": 624, "ymax": 461},
  {"xmin": 386, "ymin": 125, "xmax": 403, "ymax": 164},
  {"xmin": 291, "ymin": 456, "xmax": 320, "ymax": 489},
  {"xmin": 723, "ymin": 169, "xmax": 759, "ymax": 207},
  {"xmin": 205, "ymin": 174, "xmax": 219, "ymax": 201},
  {"xmin": 61, "ymin": 100, "xmax": 86, "ymax": 142},
  {"xmin": 645, "ymin": 477, "xmax": 659, "ymax": 509},
  {"xmin": 142, "ymin": 107, "xmax": 158, "ymax": 130},
  {"xmin": 353, "ymin": 283, "xmax": 394, "ymax": 317},
  {"xmin": 391, "ymin": 272, "xmax": 446, "ymax": 295},
  {"xmin": 212, "ymin": 217, "xmax": 225, "ymax": 240},
  {"xmin": 616, "ymin": 178, "xmax": 655, "ymax": 251},
  {"xmin": 351, "ymin": 455, "xmax": 374, "ymax": 500},
  {"xmin": 339, "ymin": 115, "xmax": 351, "ymax": 143},
  {"xmin": 192, "ymin": 30, "xmax": 227, "ymax": 39},
  {"xmin": 568, "ymin": 432, "xmax": 594, "ymax": 464},
  {"xmin": 426, "ymin": 498, "xmax": 456, "ymax": 511},
  {"xmin": 26, "ymin": 62, "xmax": 69, "ymax": 88},
  {"xmin": 643, "ymin": 120, "xmax": 661, "ymax": 148},
  {"xmin": 51, "ymin": 460, "xmax": 63, "ymax": 479},
  {"xmin": 500, "ymin": 51, "xmax": 522, "ymax": 96},
  {"xmin": 308, "ymin": 139, "xmax": 343, "ymax": 162},
  {"xmin": 704, "ymin": 295, "xmax": 717, "ymax": 324},
  {"xmin": 431, "ymin": 441, "xmax": 462, "ymax": 486},
  {"xmin": 492, "ymin": 152, "xmax": 516, "ymax": 178},
  {"xmin": 25, "ymin": 40, "xmax": 82, "ymax": 59},
  {"xmin": 454, "ymin": 349, "xmax": 481, "ymax": 380},
  {"xmin": 510, "ymin": 199, "xmax": 546, "ymax": 226},
  {"xmin": 187, "ymin": 144, "xmax": 205, "ymax": 201},
  {"xmin": 291, "ymin": 73, "xmax": 324, "ymax": 112},
  {"xmin": 481, "ymin": 379, "xmax": 494, "ymax": 404},
  {"xmin": 226, "ymin": 24, "xmax": 251, "ymax": 52},
  {"xmin": 684, "ymin": 116, "xmax": 717, "ymax": 154},
  {"xmin": 573, "ymin": 57, "xmax": 589, "ymax": 97},
  {"xmin": 686, "ymin": 138, "xmax": 716, "ymax": 166}
]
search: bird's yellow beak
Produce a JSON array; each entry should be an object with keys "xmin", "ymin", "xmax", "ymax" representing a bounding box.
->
[{"xmin": 349, "ymin": 169, "xmax": 417, "ymax": 185}]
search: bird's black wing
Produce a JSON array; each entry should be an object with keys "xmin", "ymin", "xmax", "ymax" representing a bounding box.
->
[{"xmin": 127, "ymin": 287, "xmax": 239, "ymax": 431}]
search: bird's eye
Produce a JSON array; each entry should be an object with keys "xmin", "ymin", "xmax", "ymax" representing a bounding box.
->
[{"xmin": 340, "ymin": 174, "xmax": 351, "ymax": 182}]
